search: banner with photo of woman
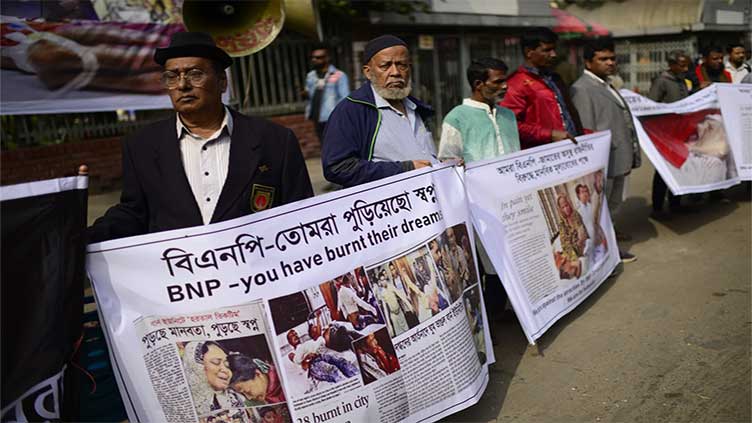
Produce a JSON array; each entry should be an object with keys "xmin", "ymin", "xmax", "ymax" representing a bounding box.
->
[
  {"xmin": 464, "ymin": 132, "xmax": 620, "ymax": 344},
  {"xmin": 621, "ymin": 84, "xmax": 748, "ymax": 195},
  {"xmin": 87, "ymin": 165, "xmax": 493, "ymax": 423}
]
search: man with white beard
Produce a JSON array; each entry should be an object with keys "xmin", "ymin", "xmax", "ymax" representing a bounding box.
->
[{"xmin": 322, "ymin": 35, "xmax": 437, "ymax": 187}]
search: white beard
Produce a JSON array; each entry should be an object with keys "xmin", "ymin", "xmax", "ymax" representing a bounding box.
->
[{"xmin": 370, "ymin": 78, "xmax": 412, "ymax": 100}]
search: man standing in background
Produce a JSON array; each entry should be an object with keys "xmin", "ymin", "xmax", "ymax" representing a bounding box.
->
[
  {"xmin": 725, "ymin": 43, "xmax": 750, "ymax": 83},
  {"xmin": 322, "ymin": 35, "xmax": 435, "ymax": 188},
  {"xmin": 302, "ymin": 43, "xmax": 350, "ymax": 142},
  {"xmin": 501, "ymin": 27, "xmax": 584, "ymax": 150},
  {"xmin": 695, "ymin": 45, "xmax": 732, "ymax": 88},
  {"xmin": 438, "ymin": 57, "xmax": 520, "ymax": 319},
  {"xmin": 571, "ymin": 38, "xmax": 640, "ymax": 263},
  {"xmin": 648, "ymin": 51, "xmax": 691, "ymax": 218},
  {"xmin": 438, "ymin": 57, "xmax": 519, "ymax": 163}
]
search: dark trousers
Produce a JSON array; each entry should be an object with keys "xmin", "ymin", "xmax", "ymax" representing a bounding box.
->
[
  {"xmin": 652, "ymin": 170, "xmax": 680, "ymax": 211},
  {"xmin": 479, "ymin": 259, "xmax": 507, "ymax": 313}
]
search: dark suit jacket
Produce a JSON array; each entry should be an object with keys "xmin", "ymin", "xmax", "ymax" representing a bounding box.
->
[{"xmin": 88, "ymin": 109, "xmax": 313, "ymax": 243}]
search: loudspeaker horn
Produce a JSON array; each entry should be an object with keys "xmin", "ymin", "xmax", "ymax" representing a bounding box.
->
[
  {"xmin": 282, "ymin": 0, "xmax": 322, "ymax": 41},
  {"xmin": 182, "ymin": 0, "xmax": 285, "ymax": 57}
]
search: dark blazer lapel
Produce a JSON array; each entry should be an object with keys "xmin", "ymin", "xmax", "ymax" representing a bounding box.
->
[
  {"xmin": 211, "ymin": 109, "xmax": 262, "ymax": 223},
  {"xmin": 155, "ymin": 116, "xmax": 203, "ymax": 226}
]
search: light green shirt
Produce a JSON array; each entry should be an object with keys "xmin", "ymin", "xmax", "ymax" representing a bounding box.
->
[{"xmin": 438, "ymin": 98, "xmax": 521, "ymax": 163}]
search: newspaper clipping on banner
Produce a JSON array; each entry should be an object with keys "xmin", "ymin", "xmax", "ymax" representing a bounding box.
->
[
  {"xmin": 87, "ymin": 165, "xmax": 493, "ymax": 423},
  {"xmin": 621, "ymin": 84, "xmax": 749, "ymax": 195},
  {"xmin": 464, "ymin": 132, "xmax": 620, "ymax": 344}
]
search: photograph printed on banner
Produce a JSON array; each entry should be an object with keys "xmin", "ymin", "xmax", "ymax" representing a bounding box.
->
[
  {"xmin": 462, "ymin": 285, "xmax": 487, "ymax": 365},
  {"xmin": 366, "ymin": 245, "xmax": 451, "ymax": 338},
  {"xmin": 323, "ymin": 268, "xmax": 385, "ymax": 331},
  {"xmin": 429, "ymin": 223, "xmax": 478, "ymax": 303},
  {"xmin": 268, "ymin": 269, "xmax": 386, "ymax": 397},
  {"xmin": 352, "ymin": 327, "xmax": 401, "ymax": 386},
  {"xmin": 639, "ymin": 109, "xmax": 738, "ymax": 186},
  {"xmin": 245, "ymin": 404, "xmax": 291, "ymax": 423},
  {"xmin": 0, "ymin": 5, "xmax": 182, "ymax": 100},
  {"xmin": 538, "ymin": 169, "xmax": 610, "ymax": 281},
  {"xmin": 179, "ymin": 335, "xmax": 289, "ymax": 422}
]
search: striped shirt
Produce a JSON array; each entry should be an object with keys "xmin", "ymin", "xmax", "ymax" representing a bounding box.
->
[{"xmin": 176, "ymin": 107, "xmax": 233, "ymax": 224}]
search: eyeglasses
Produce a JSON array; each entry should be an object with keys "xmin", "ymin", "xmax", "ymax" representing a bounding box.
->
[{"xmin": 160, "ymin": 69, "xmax": 208, "ymax": 89}]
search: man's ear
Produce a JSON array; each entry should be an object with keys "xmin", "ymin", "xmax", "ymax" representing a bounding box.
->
[
  {"xmin": 472, "ymin": 79, "xmax": 484, "ymax": 91},
  {"xmin": 362, "ymin": 64, "xmax": 371, "ymax": 81},
  {"xmin": 219, "ymin": 72, "xmax": 228, "ymax": 93},
  {"xmin": 584, "ymin": 59, "xmax": 592, "ymax": 72}
]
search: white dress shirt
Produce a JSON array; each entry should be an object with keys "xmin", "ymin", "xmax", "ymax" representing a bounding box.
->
[
  {"xmin": 725, "ymin": 61, "xmax": 751, "ymax": 84},
  {"xmin": 176, "ymin": 107, "xmax": 233, "ymax": 224}
]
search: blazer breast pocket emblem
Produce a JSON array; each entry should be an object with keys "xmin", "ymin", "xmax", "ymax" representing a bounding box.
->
[{"xmin": 251, "ymin": 184, "xmax": 275, "ymax": 212}]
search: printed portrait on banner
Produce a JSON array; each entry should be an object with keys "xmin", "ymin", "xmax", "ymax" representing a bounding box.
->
[{"xmin": 639, "ymin": 109, "xmax": 737, "ymax": 186}]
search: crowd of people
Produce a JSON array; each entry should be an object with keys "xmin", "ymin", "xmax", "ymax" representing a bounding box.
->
[
  {"xmin": 85, "ymin": 29, "xmax": 747, "ymax": 417},
  {"xmin": 311, "ymin": 29, "xmax": 749, "ymax": 318}
]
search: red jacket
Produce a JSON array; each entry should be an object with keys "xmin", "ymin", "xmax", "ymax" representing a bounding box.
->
[
  {"xmin": 695, "ymin": 64, "xmax": 732, "ymax": 84},
  {"xmin": 500, "ymin": 66, "xmax": 584, "ymax": 150}
]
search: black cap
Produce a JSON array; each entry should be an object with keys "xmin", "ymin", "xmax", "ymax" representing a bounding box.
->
[
  {"xmin": 363, "ymin": 35, "xmax": 408, "ymax": 64},
  {"xmin": 154, "ymin": 31, "xmax": 233, "ymax": 69}
]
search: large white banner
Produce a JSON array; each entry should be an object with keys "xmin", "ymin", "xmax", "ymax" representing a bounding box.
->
[
  {"xmin": 621, "ymin": 84, "xmax": 748, "ymax": 195},
  {"xmin": 464, "ymin": 132, "xmax": 620, "ymax": 343},
  {"xmin": 717, "ymin": 84, "xmax": 752, "ymax": 180},
  {"xmin": 87, "ymin": 165, "xmax": 492, "ymax": 423}
]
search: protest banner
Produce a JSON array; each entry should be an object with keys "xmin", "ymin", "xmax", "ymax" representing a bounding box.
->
[
  {"xmin": 621, "ymin": 84, "xmax": 746, "ymax": 195},
  {"xmin": 716, "ymin": 84, "xmax": 752, "ymax": 180},
  {"xmin": 1, "ymin": 176, "xmax": 88, "ymax": 421},
  {"xmin": 464, "ymin": 132, "xmax": 620, "ymax": 344},
  {"xmin": 0, "ymin": 14, "xmax": 185, "ymax": 115},
  {"xmin": 87, "ymin": 165, "xmax": 493, "ymax": 423}
]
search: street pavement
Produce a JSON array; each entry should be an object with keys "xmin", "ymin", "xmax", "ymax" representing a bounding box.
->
[
  {"xmin": 88, "ymin": 156, "xmax": 751, "ymax": 423},
  {"xmin": 445, "ymin": 161, "xmax": 752, "ymax": 422}
]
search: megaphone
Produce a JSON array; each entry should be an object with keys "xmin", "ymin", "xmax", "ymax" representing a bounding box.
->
[
  {"xmin": 182, "ymin": 0, "xmax": 321, "ymax": 57},
  {"xmin": 182, "ymin": 0, "xmax": 285, "ymax": 57},
  {"xmin": 283, "ymin": 0, "xmax": 322, "ymax": 41}
]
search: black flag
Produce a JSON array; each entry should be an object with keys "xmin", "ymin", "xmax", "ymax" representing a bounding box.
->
[{"xmin": 1, "ymin": 177, "xmax": 87, "ymax": 421}]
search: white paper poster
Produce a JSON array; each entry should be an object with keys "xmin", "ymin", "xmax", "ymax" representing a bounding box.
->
[
  {"xmin": 464, "ymin": 132, "xmax": 620, "ymax": 343},
  {"xmin": 621, "ymin": 84, "xmax": 747, "ymax": 195},
  {"xmin": 87, "ymin": 165, "xmax": 493, "ymax": 423},
  {"xmin": 716, "ymin": 84, "xmax": 752, "ymax": 180}
]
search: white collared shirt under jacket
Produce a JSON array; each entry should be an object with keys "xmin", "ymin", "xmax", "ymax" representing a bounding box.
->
[{"xmin": 176, "ymin": 106, "xmax": 233, "ymax": 224}]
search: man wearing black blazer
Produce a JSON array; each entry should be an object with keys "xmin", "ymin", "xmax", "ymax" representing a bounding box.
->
[{"xmin": 88, "ymin": 32, "xmax": 313, "ymax": 243}]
